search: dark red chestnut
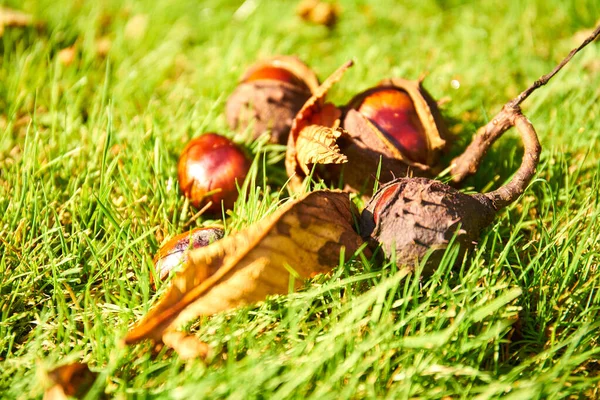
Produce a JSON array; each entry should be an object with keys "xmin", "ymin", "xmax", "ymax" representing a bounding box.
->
[
  {"xmin": 178, "ymin": 133, "xmax": 251, "ymax": 214},
  {"xmin": 342, "ymin": 78, "xmax": 447, "ymax": 167},
  {"xmin": 349, "ymin": 88, "xmax": 429, "ymax": 164},
  {"xmin": 154, "ymin": 227, "xmax": 224, "ymax": 280}
]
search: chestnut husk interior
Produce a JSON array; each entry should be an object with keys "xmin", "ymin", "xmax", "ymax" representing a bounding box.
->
[{"xmin": 360, "ymin": 113, "xmax": 541, "ymax": 274}]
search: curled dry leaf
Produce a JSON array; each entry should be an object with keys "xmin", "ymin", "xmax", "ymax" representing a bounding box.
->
[
  {"xmin": 295, "ymin": 125, "xmax": 348, "ymax": 175},
  {"xmin": 125, "ymin": 190, "xmax": 365, "ymax": 348},
  {"xmin": 43, "ymin": 362, "xmax": 97, "ymax": 400},
  {"xmin": 285, "ymin": 60, "xmax": 353, "ymax": 192}
]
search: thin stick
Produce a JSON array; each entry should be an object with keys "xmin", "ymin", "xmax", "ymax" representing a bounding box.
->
[
  {"xmin": 510, "ymin": 24, "xmax": 600, "ymax": 108},
  {"xmin": 451, "ymin": 23, "xmax": 600, "ymax": 183}
]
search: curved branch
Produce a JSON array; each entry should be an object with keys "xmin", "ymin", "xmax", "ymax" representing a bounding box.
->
[{"xmin": 479, "ymin": 113, "xmax": 541, "ymax": 211}]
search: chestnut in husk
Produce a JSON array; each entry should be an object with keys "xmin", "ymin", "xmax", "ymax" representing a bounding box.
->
[
  {"xmin": 359, "ymin": 114, "xmax": 540, "ymax": 274},
  {"xmin": 226, "ymin": 56, "xmax": 319, "ymax": 144},
  {"xmin": 285, "ymin": 62, "xmax": 447, "ymax": 195},
  {"xmin": 178, "ymin": 133, "xmax": 251, "ymax": 214},
  {"xmin": 154, "ymin": 227, "xmax": 224, "ymax": 280},
  {"xmin": 344, "ymin": 79, "xmax": 447, "ymax": 166}
]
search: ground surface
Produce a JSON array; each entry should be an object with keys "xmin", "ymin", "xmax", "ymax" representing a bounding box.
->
[{"xmin": 1, "ymin": 0, "xmax": 600, "ymax": 398}]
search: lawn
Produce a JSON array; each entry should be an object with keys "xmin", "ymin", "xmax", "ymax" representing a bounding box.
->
[{"xmin": 1, "ymin": 0, "xmax": 600, "ymax": 398}]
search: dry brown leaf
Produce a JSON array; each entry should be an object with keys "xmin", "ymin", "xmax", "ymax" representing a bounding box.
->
[
  {"xmin": 0, "ymin": 7, "xmax": 33, "ymax": 36},
  {"xmin": 125, "ymin": 190, "xmax": 365, "ymax": 347},
  {"xmin": 285, "ymin": 61, "xmax": 353, "ymax": 191},
  {"xmin": 43, "ymin": 362, "xmax": 97, "ymax": 400},
  {"xmin": 295, "ymin": 125, "xmax": 348, "ymax": 175}
]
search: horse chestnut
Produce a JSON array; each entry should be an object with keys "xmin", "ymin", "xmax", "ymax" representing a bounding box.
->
[
  {"xmin": 154, "ymin": 227, "xmax": 224, "ymax": 280},
  {"xmin": 348, "ymin": 87, "xmax": 429, "ymax": 164},
  {"xmin": 178, "ymin": 133, "xmax": 251, "ymax": 214},
  {"xmin": 285, "ymin": 61, "xmax": 448, "ymax": 196}
]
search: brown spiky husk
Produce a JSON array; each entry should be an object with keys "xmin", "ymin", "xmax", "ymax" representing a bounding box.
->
[
  {"xmin": 226, "ymin": 56, "xmax": 319, "ymax": 145},
  {"xmin": 360, "ymin": 177, "xmax": 495, "ymax": 274}
]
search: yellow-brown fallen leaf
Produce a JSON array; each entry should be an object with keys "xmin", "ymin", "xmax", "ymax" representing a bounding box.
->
[
  {"xmin": 295, "ymin": 125, "xmax": 348, "ymax": 175},
  {"xmin": 285, "ymin": 61, "xmax": 353, "ymax": 192},
  {"xmin": 125, "ymin": 190, "xmax": 365, "ymax": 348},
  {"xmin": 0, "ymin": 6, "xmax": 33, "ymax": 37},
  {"xmin": 43, "ymin": 362, "xmax": 97, "ymax": 400}
]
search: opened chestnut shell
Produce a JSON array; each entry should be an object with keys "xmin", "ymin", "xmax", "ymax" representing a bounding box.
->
[
  {"xmin": 285, "ymin": 61, "xmax": 448, "ymax": 196},
  {"xmin": 344, "ymin": 79, "xmax": 447, "ymax": 165},
  {"xmin": 226, "ymin": 56, "xmax": 319, "ymax": 144},
  {"xmin": 333, "ymin": 78, "xmax": 447, "ymax": 193},
  {"xmin": 178, "ymin": 133, "xmax": 251, "ymax": 214},
  {"xmin": 154, "ymin": 227, "xmax": 224, "ymax": 280}
]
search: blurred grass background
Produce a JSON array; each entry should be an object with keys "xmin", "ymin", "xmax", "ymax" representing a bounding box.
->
[{"xmin": 1, "ymin": 0, "xmax": 600, "ymax": 398}]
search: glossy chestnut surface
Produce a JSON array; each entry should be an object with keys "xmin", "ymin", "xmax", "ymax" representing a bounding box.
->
[
  {"xmin": 178, "ymin": 133, "xmax": 251, "ymax": 214},
  {"xmin": 154, "ymin": 227, "xmax": 224, "ymax": 280},
  {"xmin": 371, "ymin": 181, "xmax": 400, "ymax": 225},
  {"xmin": 353, "ymin": 88, "xmax": 428, "ymax": 164},
  {"xmin": 244, "ymin": 66, "xmax": 310, "ymax": 91}
]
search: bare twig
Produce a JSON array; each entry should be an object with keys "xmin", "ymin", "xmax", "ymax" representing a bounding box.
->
[{"xmin": 450, "ymin": 23, "xmax": 600, "ymax": 184}]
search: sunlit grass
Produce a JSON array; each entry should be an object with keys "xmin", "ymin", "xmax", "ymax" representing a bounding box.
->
[{"xmin": 1, "ymin": 0, "xmax": 600, "ymax": 398}]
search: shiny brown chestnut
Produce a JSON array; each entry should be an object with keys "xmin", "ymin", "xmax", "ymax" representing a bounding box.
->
[
  {"xmin": 178, "ymin": 133, "xmax": 251, "ymax": 214},
  {"xmin": 154, "ymin": 227, "xmax": 224, "ymax": 280},
  {"xmin": 226, "ymin": 56, "xmax": 319, "ymax": 144},
  {"xmin": 347, "ymin": 87, "xmax": 431, "ymax": 164}
]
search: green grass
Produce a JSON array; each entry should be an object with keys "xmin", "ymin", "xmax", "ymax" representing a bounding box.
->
[{"xmin": 1, "ymin": 0, "xmax": 600, "ymax": 398}]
